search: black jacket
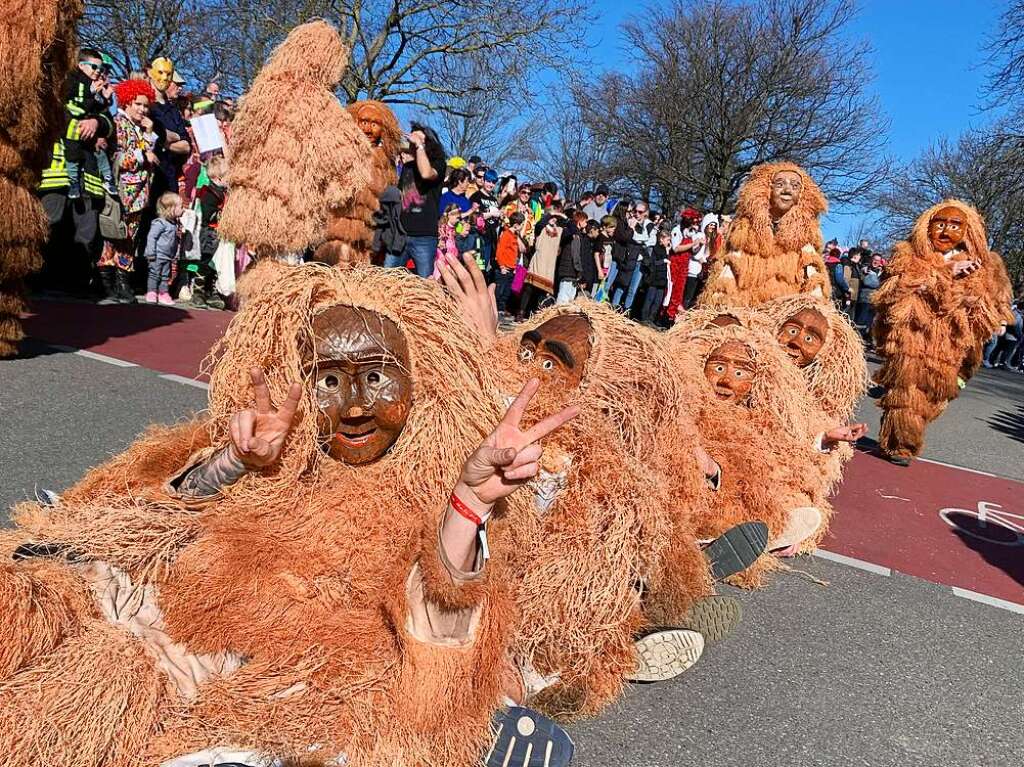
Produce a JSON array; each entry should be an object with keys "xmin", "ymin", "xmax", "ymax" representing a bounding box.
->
[
  {"xmin": 611, "ymin": 219, "xmax": 636, "ymax": 289},
  {"xmin": 642, "ymin": 244, "xmax": 669, "ymax": 289},
  {"xmin": 556, "ymin": 226, "xmax": 586, "ymax": 282}
]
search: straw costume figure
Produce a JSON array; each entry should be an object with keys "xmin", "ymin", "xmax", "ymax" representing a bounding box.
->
[
  {"xmin": 0, "ymin": 263, "xmax": 579, "ymax": 767},
  {"xmin": 698, "ymin": 162, "xmax": 830, "ymax": 308},
  {"xmin": 313, "ymin": 100, "xmax": 401, "ymax": 267},
  {"xmin": 872, "ymin": 200, "xmax": 1014, "ymax": 466},
  {"xmin": 218, "ymin": 22, "xmax": 371, "ymax": 263},
  {"xmin": 0, "ymin": 0, "xmax": 82, "ymax": 356},
  {"xmin": 663, "ymin": 324, "xmax": 838, "ymax": 585}
]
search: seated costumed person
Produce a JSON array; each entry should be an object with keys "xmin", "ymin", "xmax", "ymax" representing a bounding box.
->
[
  {"xmin": 438, "ymin": 259, "xmax": 767, "ymax": 715},
  {"xmin": 0, "ymin": 263, "xmax": 577, "ymax": 767},
  {"xmin": 662, "ymin": 323, "xmax": 859, "ymax": 585},
  {"xmin": 314, "ymin": 100, "xmax": 402, "ymax": 267},
  {"xmin": 697, "ymin": 161, "xmax": 830, "ymax": 308},
  {"xmin": 872, "ymin": 200, "xmax": 1014, "ymax": 466},
  {"xmin": 217, "ymin": 21, "xmax": 371, "ymax": 265}
]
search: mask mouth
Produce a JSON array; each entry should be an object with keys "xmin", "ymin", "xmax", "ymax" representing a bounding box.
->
[
  {"xmin": 713, "ymin": 386, "xmax": 735, "ymax": 401},
  {"xmin": 785, "ymin": 345, "xmax": 803, "ymax": 360},
  {"xmin": 335, "ymin": 416, "xmax": 378, "ymax": 446}
]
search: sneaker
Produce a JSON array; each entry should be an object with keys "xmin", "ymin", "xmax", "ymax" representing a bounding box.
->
[
  {"xmin": 485, "ymin": 707, "xmax": 574, "ymax": 767},
  {"xmin": 145, "ymin": 291, "xmax": 158, "ymax": 303},
  {"xmin": 158, "ymin": 292, "xmax": 175, "ymax": 306},
  {"xmin": 769, "ymin": 507, "xmax": 823, "ymax": 554},
  {"xmin": 67, "ymin": 182, "xmax": 82, "ymax": 200},
  {"xmin": 702, "ymin": 521, "xmax": 769, "ymax": 580},
  {"xmin": 628, "ymin": 629, "xmax": 704, "ymax": 682},
  {"xmin": 103, "ymin": 180, "xmax": 118, "ymax": 196},
  {"xmin": 679, "ymin": 595, "xmax": 742, "ymax": 644},
  {"xmin": 886, "ymin": 454, "xmax": 912, "ymax": 467}
]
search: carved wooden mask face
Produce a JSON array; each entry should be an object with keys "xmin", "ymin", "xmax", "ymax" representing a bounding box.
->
[
  {"xmin": 927, "ymin": 205, "xmax": 967, "ymax": 255},
  {"xmin": 704, "ymin": 341, "xmax": 756, "ymax": 405},
  {"xmin": 777, "ymin": 308, "xmax": 828, "ymax": 367},
  {"xmin": 769, "ymin": 170, "xmax": 803, "ymax": 219},
  {"xmin": 517, "ymin": 314, "xmax": 592, "ymax": 415},
  {"xmin": 308, "ymin": 306, "xmax": 412, "ymax": 465}
]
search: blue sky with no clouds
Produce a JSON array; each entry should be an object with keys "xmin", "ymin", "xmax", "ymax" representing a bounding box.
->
[{"xmin": 584, "ymin": 0, "xmax": 1006, "ymax": 240}]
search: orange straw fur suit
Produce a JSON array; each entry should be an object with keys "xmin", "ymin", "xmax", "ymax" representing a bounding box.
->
[
  {"xmin": 872, "ymin": 200, "xmax": 1015, "ymax": 459},
  {"xmin": 0, "ymin": 265, "xmax": 516, "ymax": 767},
  {"xmin": 0, "ymin": 1, "xmax": 82, "ymax": 356},
  {"xmin": 663, "ymin": 325, "xmax": 829, "ymax": 586},
  {"xmin": 698, "ymin": 161, "xmax": 831, "ymax": 308},
  {"xmin": 314, "ymin": 100, "xmax": 401, "ymax": 267}
]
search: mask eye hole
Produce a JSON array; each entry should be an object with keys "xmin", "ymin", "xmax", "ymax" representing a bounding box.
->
[
  {"xmin": 322, "ymin": 374, "xmax": 340, "ymax": 390},
  {"xmin": 367, "ymin": 371, "xmax": 381, "ymax": 385},
  {"xmin": 541, "ymin": 359, "xmax": 555, "ymax": 371},
  {"xmin": 518, "ymin": 347, "xmax": 534, "ymax": 362}
]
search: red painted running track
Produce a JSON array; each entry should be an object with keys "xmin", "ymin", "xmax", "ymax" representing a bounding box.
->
[{"xmin": 20, "ymin": 299, "xmax": 1024, "ymax": 608}]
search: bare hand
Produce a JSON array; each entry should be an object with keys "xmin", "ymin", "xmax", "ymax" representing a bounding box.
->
[
  {"xmin": 406, "ymin": 130, "xmax": 425, "ymax": 149},
  {"xmin": 228, "ymin": 368, "xmax": 303, "ymax": 469},
  {"xmin": 145, "ymin": 150, "xmax": 159, "ymax": 165},
  {"xmin": 823, "ymin": 422, "xmax": 868, "ymax": 449},
  {"xmin": 439, "ymin": 251, "xmax": 498, "ymax": 343},
  {"xmin": 458, "ymin": 378, "xmax": 578, "ymax": 506},
  {"xmin": 141, "ymin": 116, "xmax": 154, "ymax": 131},
  {"xmin": 693, "ymin": 445, "xmax": 720, "ymax": 479},
  {"xmin": 952, "ymin": 260, "xmax": 979, "ymax": 278},
  {"xmin": 77, "ymin": 118, "xmax": 98, "ymax": 140}
]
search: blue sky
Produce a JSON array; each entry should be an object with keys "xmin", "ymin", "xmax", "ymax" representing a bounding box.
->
[{"xmin": 584, "ymin": 0, "xmax": 1007, "ymax": 240}]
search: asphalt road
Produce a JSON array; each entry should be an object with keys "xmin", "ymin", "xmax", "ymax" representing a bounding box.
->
[{"xmin": 1, "ymin": 337, "xmax": 1022, "ymax": 767}]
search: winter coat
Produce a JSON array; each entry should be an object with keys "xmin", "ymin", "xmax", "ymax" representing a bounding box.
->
[
  {"xmin": 145, "ymin": 217, "xmax": 178, "ymax": 262},
  {"xmin": 642, "ymin": 244, "xmax": 670, "ymax": 289},
  {"xmin": 611, "ymin": 219, "xmax": 636, "ymax": 289}
]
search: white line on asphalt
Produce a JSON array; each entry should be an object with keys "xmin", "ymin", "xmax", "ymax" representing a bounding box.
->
[
  {"xmin": 159, "ymin": 374, "xmax": 210, "ymax": 390},
  {"xmin": 74, "ymin": 349, "xmax": 137, "ymax": 367},
  {"xmin": 916, "ymin": 457, "xmax": 998, "ymax": 478},
  {"xmin": 813, "ymin": 549, "xmax": 892, "ymax": 576},
  {"xmin": 951, "ymin": 587, "xmax": 1024, "ymax": 616}
]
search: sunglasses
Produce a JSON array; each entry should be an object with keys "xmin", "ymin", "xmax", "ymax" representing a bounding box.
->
[{"xmin": 80, "ymin": 61, "xmax": 102, "ymax": 70}]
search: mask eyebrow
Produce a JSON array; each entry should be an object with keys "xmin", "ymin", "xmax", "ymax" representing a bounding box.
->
[
  {"xmin": 541, "ymin": 339, "xmax": 575, "ymax": 368},
  {"xmin": 522, "ymin": 330, "xmax": 542, "ymax": 345}
]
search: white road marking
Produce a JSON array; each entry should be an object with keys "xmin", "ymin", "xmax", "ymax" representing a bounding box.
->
[
  {"xmin": 916, "ymin": 456, "xmax": 998, "ymax": 478},
  {"xmin": 813, "ymin": 549, "xmax": 892, "ymax": 576},
  {"xmin": 159, "ymin": 374, "xmax": 210, "ymax": 390},
  {"xmin": 951, "ymin": 587, "xmax": 1024, "ymax": 616},
  {"xmin": 74, "ymin": 349, "xmax": 137, "ymax": 367}
]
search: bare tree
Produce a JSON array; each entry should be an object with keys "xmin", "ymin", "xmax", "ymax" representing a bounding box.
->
[
  {"xmin": 80, "ymin": 0, "xmax": 206, "ymax": 75},
  {"xmin": 985, "ymin": 0, "xmax": 1024, "ymax": 112},
  {"xmin": 872, "ymin": 125, "xmax": 1024, "ymax": 282},
  {"xmin": 575, "ymin": 0, "xmax": 890, "ymax": 214}
]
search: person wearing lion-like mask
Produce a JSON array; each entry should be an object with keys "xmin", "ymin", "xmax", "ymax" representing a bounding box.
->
[
  {"xmin": 872, "ymin": 200, "xmax": 1014, "ymax": 466},
  {"xmin": 698, "ymin": 161, "xmax": 831, "ymax": 308}
]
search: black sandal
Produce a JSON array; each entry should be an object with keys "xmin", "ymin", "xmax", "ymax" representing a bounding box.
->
[{"xmin": 486, "ymin": 706, "xmax": 574, "ymax": 767}]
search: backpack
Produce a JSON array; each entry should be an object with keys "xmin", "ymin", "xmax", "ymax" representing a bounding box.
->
[{"xmin": 372, "ymin": 185, "xmax": 408, "ymax": 256}]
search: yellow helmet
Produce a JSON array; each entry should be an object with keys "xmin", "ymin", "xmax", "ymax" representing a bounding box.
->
[{"xmin": 148, "ymin": 57, "xmax": 175, "ymax": 92}]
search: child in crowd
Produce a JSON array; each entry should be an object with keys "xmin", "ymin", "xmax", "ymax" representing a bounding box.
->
[
  {"xmin": 65, "ymin": 49, "xmax": 116, "ymax": 198},
  {"xmin": 641, "ymin": 228, "xmax": 671, "ymax": 325},
  {"xmin": 145, "ymin": 192, "xmax": 183, "ymax": 305},
  {"xmin": 495, "ymin": 211, "xmax": 526, "ymax": 316},
  {"xmin": 191, "ymin": 156, "xmax": 229, "ymax": 309},
  {"xmin": 434, "ymin": 204, "xmax": 462, "ymax": 277},
  {"xmin": 455, "ymin": 208, "xmax": 483, "ymax": 268}
]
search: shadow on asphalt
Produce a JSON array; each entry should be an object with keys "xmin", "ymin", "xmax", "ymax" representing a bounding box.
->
[
  {"xmin": 945, "ymin": 511, "xmax": 1024, "ymax": 587},
  {"xmin": 18, "ymin": 298, "xmax": 192, "ymax": 359},
  {"xmin": 987, "ymin": 403, "xmax": 1024, "ymax": 445}
]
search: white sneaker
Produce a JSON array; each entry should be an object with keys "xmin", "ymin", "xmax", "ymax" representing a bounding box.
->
[{"xmin": 628, "ymin": 629, "xmax": 705, "ymax": 682}]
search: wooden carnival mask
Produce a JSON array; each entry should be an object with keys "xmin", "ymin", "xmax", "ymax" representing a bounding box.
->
[
  {"xmin": 704, "ymin": 341, "xmax": 756, "ymax": 404},
  {"xmin": 518, "ymin": 314, "xmax": 593, "ymax": 411},
  {"xmin": 769, "ymin": 170, "xmax": 803, "ymax": 220},
  {"xmin": 927, "ymin": 205, "xmax": 967, "ymax": 255},
  {"xmin": 309, "ymin": 305, "xmax": 412, "ymax": 465},
  {"xmin": 777, "ymin": 308, "xmax": 828, "ymax": 367}
]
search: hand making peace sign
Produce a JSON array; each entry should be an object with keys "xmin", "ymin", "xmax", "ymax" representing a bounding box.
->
[
  {"xmin": 228, "ymin": 368, "xmax": 303, "ymax": 469},
  {"xmin": 458, "ymin": 378, "xmax": 579, "ymax": 507}
]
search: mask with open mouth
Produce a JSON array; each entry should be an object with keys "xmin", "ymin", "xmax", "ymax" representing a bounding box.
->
[
  {"xmin": 927, "ymin": 205, "xmax": 966, "ymax": 255},
  {"xmin": 703, "ymin": 341, "xmax": 756, "ymax": 405},
  {"xmin": 776, "ymin": 307, "xmax": 828, "ymax": 367},
  {"xmin": 309, "ymin": 305, "xmax": 412, "ymax": 464},
  {"xmin": 516, "ymin": 313, "xmax": 593, "ymax": 421},
  {"xmin": 769, "ymin": 169, "xmax": 803, "ymax": 220}
]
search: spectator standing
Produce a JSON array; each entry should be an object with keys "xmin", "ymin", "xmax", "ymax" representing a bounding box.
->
[
  {"xmin": 516, "ymin": 213, "xmax": 562, "ymax": 320},
  {"xmin": 147, "ymin": 59, "xmax": 192, "ymax": 198},
  {"xmin": 641, "ymin": 228, "xmax": 671, "ymax": 325},
  {"xmin": 96, "ymin": 79, "xmax": 160, "ymax": 304},
  {"xmin": 439, "ymin": 168, "xmax": 473, "ymax": 213},
  {"xmin": 855, "ymin": 253, "xmax": 883, "ymax": 338},
  {"xmin": 607, "ymin": 204, "xmax": 637, "ymax": 310},
  {"xmin": 144, "ymin": 191, "xmax": 183, "ymax": 304},
  {"xmin": 192, "ymin": 155, "xmax": 229, "ymax": 309},
  {"xmin": 582, "ymin": 184, "xmax": 611, "ymax": 221},
  {"xmin": 685, "ymin": 213, "xmax": 720, "ymax": 308},
  {"xmin": 470, "ymin": 168, "xmax": 501, "ymax": 272},
  {"xmin": 494, "ymin": 211, "xmax": 526, "ymax": 317},
  {"xmin": 580, "ymin": 219, "xmax": 603, "ymax": 295},
  {"xmin": 666, "ymin": 208, "xmax": 700, "ymax": 321},
  {"xmin": 554, "ymin": 210, "xmax": 588, "ymax": 304},
  {"xmin": 388, "ymin": 122, "xmax": 446, "ymax": 277},
  {"xmin": 504, "ymin": 184, "xmax": 536, "ymax": 248},
  {"xmin": 434, "ymin": 203, "xmax": 461, "ymax": 275},
  {"xmin": 619, "ymin": 201, "xmax": 657, "ymax": 311},
  {"xmin": 63, "ymin": 48, "xmax": 116, "ymax": 199}
]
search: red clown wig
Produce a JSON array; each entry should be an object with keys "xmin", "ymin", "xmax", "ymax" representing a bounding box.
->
[{"xmin": 113, "ymin": 79, "xmax": 156, "ymax": 107}]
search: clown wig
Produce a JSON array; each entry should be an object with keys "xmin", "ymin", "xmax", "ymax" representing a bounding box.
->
[{"xmin": 113, "ymin": 78, "xmax": 156, "ymax": 108}]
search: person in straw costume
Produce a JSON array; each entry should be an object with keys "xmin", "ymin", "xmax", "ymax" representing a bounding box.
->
[
  {"xmin": 0, "ymin": 0, "xmax": 83, "ymax": 356},
  {"xmin": 0, "ymin": 262, "xmax": 579, "ymax": 767},
  {"xmin": 697, "ymin": 161, "xmax": 831, "ymax": 308},
  {"xmin": 313, "ymin": 100, "xmax": 402, "ymax": 267},
  {"xmin": 871, "ymin": 200, "xmax": 1014, "ymax": 466},
  {"xmin": 217, "ymin": 21, "xmax": 371, "ymax": 265}
]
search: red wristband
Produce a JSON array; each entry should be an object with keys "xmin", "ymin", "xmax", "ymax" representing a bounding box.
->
[{"xmin": 450, "ymin": 492, "xmax": 483, "ymax": 526}]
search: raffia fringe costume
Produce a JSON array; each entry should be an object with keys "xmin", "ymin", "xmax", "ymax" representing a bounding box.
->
[
  {"xmin": 0, "ymin": 0, "xmax": 82, "ymax": 356},
  {"xmin": 489, "ymin": 301, "xmax": 712, "ymax": 718},
  {"xmin": 697, "ymin": 162, "xmax": 830, "ymax": 308},
  {"xmin": 872, "ymin": 200, "xmax": 1014, "ymax": 459},
  {"xmin": 218, "ymin": 22, "xmax": 372, "ymax": 264},
  {"xmin": 0, "ymin": 264, "xmax": 520, "ymax": 767}
]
